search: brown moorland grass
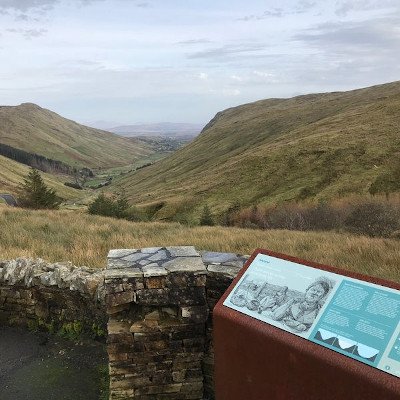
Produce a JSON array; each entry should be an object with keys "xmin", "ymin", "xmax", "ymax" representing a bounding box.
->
[{"xmin": 0, "ymin": 206, "xmax": 399, "ymax": 283}]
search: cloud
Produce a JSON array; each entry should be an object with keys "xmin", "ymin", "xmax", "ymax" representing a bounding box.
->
[
  {"xmin": 295, "ymin": 16, "xmax": 400, "ymax": 51},
  {"xmin": 290, "ymin": 14, "xmax": 400, "ymax": 88},
  {"xmin": 238, "ymin": 1, "xmax": 316, "ymax": 21},
  {"xmin": 177, "ymin": 38, "xmax": 213, "ymax": 45},
  {"xmin": 334, "ymin": 0, "xmax": 399, "ymax": 17},
  {"xmin": 0, "ymin": 0, "xmax": 57, "ymax": 12},
  {"xmin": 187, "ymin": 43, "xmax": 269, "ymax": 61},
  {"xmin": 198, "ymin": 72, "xmax": 208, "ymax": 80},
  {"xmin": 136, "ymin": 2, "xmax": 151, "ymax": 8},
  {"xmin": 0, "ymin": 0, "xmax": 149, "ymax": 12},
  {"xmin": 238, "ymin": 8, "xmax": 284, "ymax": 21},
  {"xmin": 0, "ymin": 0, "xmax": 111, "ymax": 13},
  {"xmin": 6, "ymin": 27, "xmax": 47, "ymax": 38}
]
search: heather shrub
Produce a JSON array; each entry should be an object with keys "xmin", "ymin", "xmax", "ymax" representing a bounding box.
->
[
  {"xmin": 225, "ymin": 198, "xmax": 400, "ymax": 238},
  {"xmin": 344, "ymin": 202, "xmax": 400, "ymax": 237}
]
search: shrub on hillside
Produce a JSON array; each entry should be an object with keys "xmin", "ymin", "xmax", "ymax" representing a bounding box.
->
[
  {"xmin": 200, "ymin": 205, "xmax": 215, "ymax": 226},
  {"xmin": 223, "ymin": 198, "xmax": 400, "ymax": 238},
  {"xmin": 88, "ymin": 193, "xmax": 129, "ymax": 219},
  {"xmin": 88, "ymin": 193, "xmax": 146, "ymax": 221},
  {"xmin": 18, "ymin": 168, "xmax": 62, "ymax": 209},
  {"xmin": 88, "ymin": 193, "xmax": 117, "ymax": 218},
  {"xmin": 64, "ymin": 182, "xmax": 83, "ymax": 190},
  {"xmin": 344, "ymin": 202, "xmax": 400, "ymax": 237}
]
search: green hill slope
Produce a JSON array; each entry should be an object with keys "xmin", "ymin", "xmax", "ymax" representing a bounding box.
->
[
  {"xmin": 0, "ymin": 103, "xmax": 152, "ymax": 169},
  {"xmin": 113, "ymin": 81, "xmax": 400, "ymax": 220},
  {"xmin": 0, "ymin": 155, "xmax": 82, "ymax": 200}
]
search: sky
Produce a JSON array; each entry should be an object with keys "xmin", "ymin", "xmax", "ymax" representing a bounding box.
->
[{"xmin": 0, "ymin": 0, "xmax": 399, "ymax": 126}]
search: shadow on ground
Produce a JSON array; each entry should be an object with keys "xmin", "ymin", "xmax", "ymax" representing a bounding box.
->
[{"xmin": 0, "ymin": 326, "xmax": 109, "ymax": 400}]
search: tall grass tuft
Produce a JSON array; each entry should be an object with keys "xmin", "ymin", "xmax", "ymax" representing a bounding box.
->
[{"xmin": 0, "ymin": 205, "xmax": 399, "ymax": 282}]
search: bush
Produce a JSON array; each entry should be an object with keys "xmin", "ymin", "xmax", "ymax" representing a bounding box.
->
[
  {"xmin": 88, "ymin": 193, "xmax": 117, "ymax": 217},
  {"xmin": 345, "ymin": 202, "xmax": 400, "ymax": 237},
  {"xmin": 18, "ymin": 168, "xmax": 62, "ymax": 209},
  {"xmin": 88, "ymin": 193, "xmax": 146, "ymax": 221},
  {"xmin": 222, "ymin": 198, "xmax": 400, "ymax": 238},
  {"xmin": 200, "ymin": 205, "xmax": 215, "ymax": 226},
  {"xmin": 64, "ymin": 182, "xmax": 83, "ymax": 190}
]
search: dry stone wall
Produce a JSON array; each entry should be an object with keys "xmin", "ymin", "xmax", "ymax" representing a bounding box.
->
[
  {"xmin": 0, "ymin": 258, "xmax": 106, "ymax": 332},
  {"xmin": 0, "ymin": 247, "xmax": 247, "ymax": 400}
]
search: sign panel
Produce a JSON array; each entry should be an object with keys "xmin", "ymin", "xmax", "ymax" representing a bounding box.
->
[{"xmin": 223, "ymin": 253, "xmax": 400, "ymax": 378}]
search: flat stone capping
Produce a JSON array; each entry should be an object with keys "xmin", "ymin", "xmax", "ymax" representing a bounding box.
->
[
  {"xmin": 107, "ymin": 247, "xmax": 248, "ymax": 279},
  {"xmin": 0, "ymin": 258, "xmax": 105, "ymax": 301},
  {"xmin": 107, "ymin": 246, "xmax": 206, "ymax": 275}
]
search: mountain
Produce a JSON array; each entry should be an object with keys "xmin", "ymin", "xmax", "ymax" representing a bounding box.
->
[
  {"xmin": 109, "ymin": 122, "xmax": 204, "ymax": 139},
  {"xmin": 112, "ymin": 81, "xmax": 400, "ymax": 220},
  {"xmin": 0, "ymin": 103, "xmax": 153, "ymax": 169},
  {"xmin": 0, "ymin": 155, "xmax": 82, "ymax": 200}
]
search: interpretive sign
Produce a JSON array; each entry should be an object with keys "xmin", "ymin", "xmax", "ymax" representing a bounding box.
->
[{"xmin": 224, "ymin": 253, "xmax": 400, "ymax": 378}]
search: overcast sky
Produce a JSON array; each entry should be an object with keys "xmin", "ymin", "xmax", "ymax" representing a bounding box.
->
[{"xmin": 0, "ymin": 0, "xmax": 399, "ymax": 125}]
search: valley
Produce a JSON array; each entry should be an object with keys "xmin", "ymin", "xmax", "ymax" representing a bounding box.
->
[
  {"xmin": 110, "ymin": 81, "xmax": 400, "ymax": 222},
  {"xmin": 0, "ymin": 103, "xmax": 192, "ymax": 200},
  {"xmin": 1, "ymin": 82, "xmax": 400, "ymax": 278}
]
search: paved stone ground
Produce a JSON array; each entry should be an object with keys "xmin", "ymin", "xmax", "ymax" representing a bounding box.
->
[{"xmin": 0, "ymin": 326, "xmax": 108, "ymax": 400}]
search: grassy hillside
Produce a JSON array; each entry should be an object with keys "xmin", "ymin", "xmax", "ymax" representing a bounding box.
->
[
  {"xmin": 0, "ymin": 206, "xmax": 399, "ymax": 282},
  {"xmin": 112, "ymin": 81, "xmax": 400, "ymax": 220},
  {"xmin": 0, "ymin": 103, "xmax": 153, "ymax": 169},
  {"xmin": 0, "ymin": 155, "xmax": 82, "ymax": 200}
]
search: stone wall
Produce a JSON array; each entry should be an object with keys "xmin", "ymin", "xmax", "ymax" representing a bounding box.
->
[
  {"xmin": 0, "ymin": 258, "xmax": 106, "ymax": 333},
  {"xmin": 105, "ymin": 247, "xmax": 246, "ymax": 400},
  {"xmin": 0, "ymin": 247, "xmax": 246, "ymax": 400}
]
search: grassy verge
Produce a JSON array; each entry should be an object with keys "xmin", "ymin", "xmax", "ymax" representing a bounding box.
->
[{"xmin": 0, "ymin": 206, "xmax": 399, "ymax": 282}]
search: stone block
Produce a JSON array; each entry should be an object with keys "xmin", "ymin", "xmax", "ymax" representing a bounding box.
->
[
  {"xmin": 206, "ymin": 263, "xmax": 242, "ymax": 279},
  {"xmin": 136, "ymin": 288, "xmax": 170, "ymax": 305},
  {"xmin": 121, "ymin": 253, "xmax": 149, "ymax": 263},
  {"xmin": 163, "ymin": 258, "xmax": 206, "ymax": 274},
  {"xmin": 108, "ymin": 249, "xmax": 137, "ymax": 259},
  {"xmin": 145, "ymin": 276, "xmax": 167, "ymax": 289},
  {"xmin": 166, "ymin": 246, "xmax": 200, "ymax": 257},
  {"xmin": 169, "ymin": 287, "xmax": 206, "ymax": 306},
  {"xmin": 105, "ymin": 269, "xmax": 143, "ymax": 280},
  {"xmin": 106, "ymin": 283, "xmax": 124, "ymax": 294},
  {"xmin": 134, "ymin": 383, "xmax": 183, "ymax": 396},
  {"xmin": 166, "ymin": 273, "xmax": 206, "ymax": 288},
  {"xmin": 107, "ymin": 291, "xmax": 135, "ymax": 307},
  {"xmin": 180, "ymin": 306, "xmax": 209, "ymax": 323},
  {"xmin": 148, "ymin": 250, "xmax": 168, "ymax": 262},
  {"xmin": 201, "ymin": 251, "xmax": 238, "ymax": 264},
  {"xmin": 130, "ymin": 320, "xmax": 160, "ymax": 333},
  {"xmin": 142, "ymin": 264, "xmax": 168, "ymax": 278},
  {"xmin": 141, "ymin": 247, "xmax": 163, "ymax": 254}
]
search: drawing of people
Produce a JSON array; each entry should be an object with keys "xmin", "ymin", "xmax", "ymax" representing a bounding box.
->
[
  {"xmin": 230, "ymin": 278, "xmax": 267, "ymax": 311},
  {"xmin": 271, "ymin": 279, "xmax": 332, "ymax": 332},
  {"xmin": 258, "ymin": 286, "xmax": 289, "ymax": 315}
]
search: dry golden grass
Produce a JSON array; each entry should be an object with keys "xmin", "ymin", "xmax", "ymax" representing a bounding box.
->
[{"xmin": 0, "ymin": 205, "xmax": 399, "ymax": 282}]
